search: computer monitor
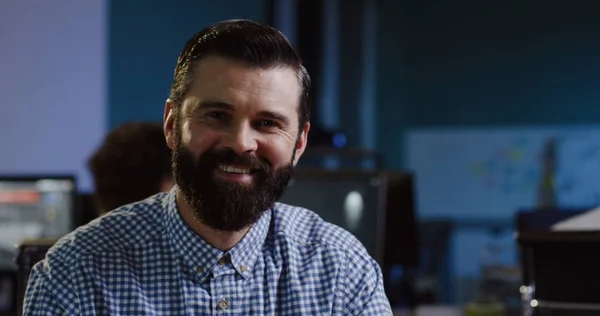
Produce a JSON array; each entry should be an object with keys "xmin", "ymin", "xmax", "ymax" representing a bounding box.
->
[
  {"xmin": 0, "ymin": 175, "xmax": 76, "ymax": 269},
  {"xmin": 279, "ymin": 169, "xmax": 418, "ymax": 268}
]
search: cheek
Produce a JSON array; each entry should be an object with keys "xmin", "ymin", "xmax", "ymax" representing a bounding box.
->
[
  {"xmin": 258, "ymin": 137, "xmax": 296, "ymax": 166},
  {"xmin": 187, "ymin": 125, "xmax": 220, "ymax": 155}
]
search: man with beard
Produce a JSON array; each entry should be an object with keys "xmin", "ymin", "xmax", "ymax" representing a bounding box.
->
[{"xmin": 23, "ymin": 20, "xmax": 392, "ymax": 315}]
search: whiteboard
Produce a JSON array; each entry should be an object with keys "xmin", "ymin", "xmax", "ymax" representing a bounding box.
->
[{"xmin": 405, "ymin": 126, "xmax": 600, "ymax": 219}]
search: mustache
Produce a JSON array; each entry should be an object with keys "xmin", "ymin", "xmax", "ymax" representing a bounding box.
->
[{"xmin": 208, "ymin": 148, "xmax": 271, "ymax": 171}]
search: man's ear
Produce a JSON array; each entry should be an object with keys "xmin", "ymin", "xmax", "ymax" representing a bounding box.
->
[
  {"xmin": 164, "ymin": 99, "xmax": 176, "ymax": 150},
  {"xmin": 293, "ymin": 122, "xmax": 310, "ymax": 165}
]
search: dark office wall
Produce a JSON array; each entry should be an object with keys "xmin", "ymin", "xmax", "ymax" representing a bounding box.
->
[
  {"xmin": 377, "ymin": 0, "xmax": 600, "ymax": 168},
  {"xmin": 108, "ymin": 1, "xmax": 266, "ymax": 128}
]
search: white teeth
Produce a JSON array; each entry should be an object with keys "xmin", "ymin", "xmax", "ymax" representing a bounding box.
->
[{"xmin": 219, "ymin": 165, "xmax": 251, "ymax": 174}]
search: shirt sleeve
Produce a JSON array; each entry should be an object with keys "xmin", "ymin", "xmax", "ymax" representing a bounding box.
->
[
  {"xmin": 23, "ymin": 259, "xmax": 79, "ymax": 315},
  {"xmin": 343, "ymin": 253, "xmax": 394, "ymax": 316}
]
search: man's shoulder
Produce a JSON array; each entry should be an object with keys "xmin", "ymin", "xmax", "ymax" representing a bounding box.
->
[
  {"xmin": 272, "ymin": 202, "xmax": 369, "ymax": 257},
  {"xmin": 46, "ymin": 193, "xmax": 168, "ymax": 266}
]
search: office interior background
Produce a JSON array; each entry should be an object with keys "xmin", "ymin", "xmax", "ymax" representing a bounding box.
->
[{"xmin": 3, "ymin": 0, "xmax": 600, "ymax": 314}]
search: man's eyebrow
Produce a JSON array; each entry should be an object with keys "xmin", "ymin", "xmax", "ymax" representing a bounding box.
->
[{"xmin": 196, "ymin": 100, "xmax": 234, "ymax": 111}]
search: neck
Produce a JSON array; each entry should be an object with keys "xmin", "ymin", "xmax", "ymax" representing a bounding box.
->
[{"xmin": 175, "ymin": 189, "xmax": 250, "ymax": 251}]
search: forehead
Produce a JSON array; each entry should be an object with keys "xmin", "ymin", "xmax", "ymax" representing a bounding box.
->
[{"xmin": 184, "ymin": 56, "xmax": 301, "ymax": 115}]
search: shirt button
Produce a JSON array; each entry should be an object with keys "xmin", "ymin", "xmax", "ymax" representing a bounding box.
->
[
  {"xmin": 217, "ymin": 299, "xmax": 229, "ymax": 310},
  {"xmin": 240, "ymin": 265, "xmax": 248, "ymax": 272},
  {"xmin": 196, "ymin": 266, "xmax": 205, "ymax": 273},
  {"xmin": 218, "ymin": 257, "xmax": 228, "ymax": 265}
]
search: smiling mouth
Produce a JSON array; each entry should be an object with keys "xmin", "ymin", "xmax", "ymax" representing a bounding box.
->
[{"xmin": 218, "ymin": 164, "xmax": 256, "ymax": 174}]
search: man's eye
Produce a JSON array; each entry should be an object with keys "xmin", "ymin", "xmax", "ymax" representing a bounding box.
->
[
  {"xmin": 208, "ymin": 112, "xmax": 226, "ymax": 120},
  {"xmin": 260, "ymin": 120, "xmax": 277, "ymax": 128}
]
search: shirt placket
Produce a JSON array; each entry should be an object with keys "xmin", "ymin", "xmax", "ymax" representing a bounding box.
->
[{"xmin": 210, "ymin": 254, "xmax": 238, "ymax": 314}]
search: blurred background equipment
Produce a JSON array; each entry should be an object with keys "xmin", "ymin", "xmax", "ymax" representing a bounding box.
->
[
  {"xmin": 0, "ymin": 175, "xmax": 76, "ymax": 269},
  {"xmin": 14, "ymin": 239, "xmax": 56, "ymax": 316},
  {"xmin": 0, "ymin": 175, "xmax": 76, "ymax": 316},
  {"xmin": 518, "ymin": 230, "xmax": 600, "ymax": 316}
]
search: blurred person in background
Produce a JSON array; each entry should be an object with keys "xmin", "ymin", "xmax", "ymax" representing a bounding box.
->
[{"xmin": 88, "ymin": 122, "xmax": 173, "ymax": 215}]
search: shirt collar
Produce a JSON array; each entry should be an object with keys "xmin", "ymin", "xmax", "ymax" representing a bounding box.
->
[{"xmin": 164, "ymin": 186, "xmax": 271, "ymax": 281}]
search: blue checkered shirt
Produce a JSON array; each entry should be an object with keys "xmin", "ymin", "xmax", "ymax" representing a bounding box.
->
[{"xmin": 24, "ymin": 188, "xmax": 392, "ymax": 315}]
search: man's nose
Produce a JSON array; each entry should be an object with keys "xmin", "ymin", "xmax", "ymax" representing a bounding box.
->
[{"xmin": 223, "ymin": 122, "xmax": 258, "ymax": 155}]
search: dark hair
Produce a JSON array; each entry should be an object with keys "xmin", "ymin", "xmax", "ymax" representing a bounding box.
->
[
  {"xmin": 88, "ymin": 122, "xmax": 172, "ymax": 213},
  {"xmin": 169, "ymin": 19, "xmax": 311, "ymax": 130}
]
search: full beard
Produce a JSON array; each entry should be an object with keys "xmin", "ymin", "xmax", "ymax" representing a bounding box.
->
[{"xmin": 172, "ymin": 134, "xmax": 295, "ymax": 232}]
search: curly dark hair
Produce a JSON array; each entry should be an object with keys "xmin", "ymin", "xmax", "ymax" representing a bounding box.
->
[
  {"xmin": 88, "ymin": 122, "xmax": 171, "ymax": 213},
  {"xmin": 169, "ymin": 19, "xmax": 311, "ymax": 132}
]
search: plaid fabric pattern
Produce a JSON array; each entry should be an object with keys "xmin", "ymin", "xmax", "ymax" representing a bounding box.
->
[{"xmin": 23, "ymin": 187, "xmax": 392, "ymax": 315}]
